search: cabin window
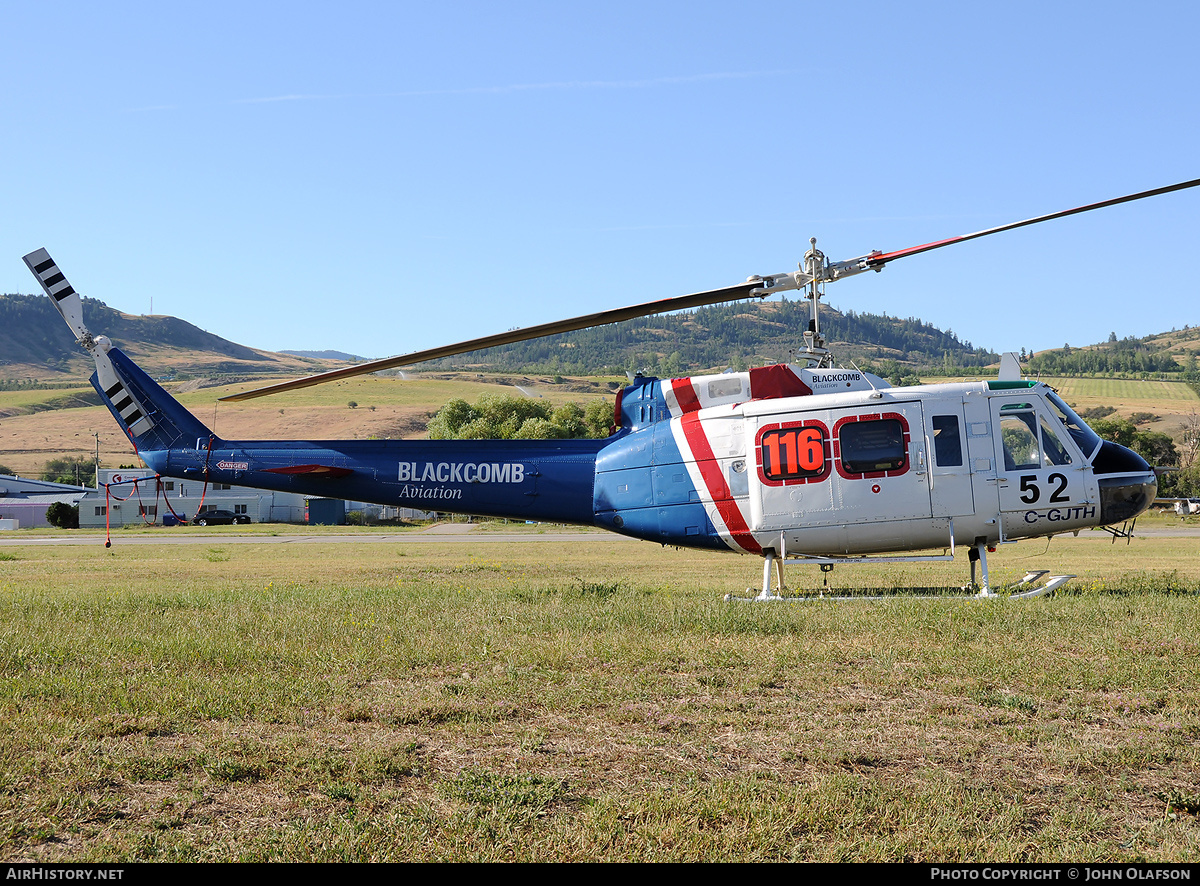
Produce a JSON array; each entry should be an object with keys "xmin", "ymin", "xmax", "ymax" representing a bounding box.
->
[
  {"xmin": 708, "ymin": 378, "xmax": 743, "ymax": 399},
  {"xmin": 931, "ymin": 415, "xmax": 963, "ymax": 467},
  {"xmin": 839, "ymin": 418, "xmax": 907, "ymax": 474},
  {"xmin": 759, "ymin": 425, "xmax": 828, "ymax": 481},
  {"xmin": 94, "ymin": 506, "xmax": 106, "ymax": 516}
]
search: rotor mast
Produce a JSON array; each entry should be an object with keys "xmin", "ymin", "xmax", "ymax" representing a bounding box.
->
[
  {"xmin": 746, "ymin": 240, "xmax": 882, "ymax": 369},
  {"xmin": 799, "ymin": 238, "xmax": 832, "ymax": 367}
]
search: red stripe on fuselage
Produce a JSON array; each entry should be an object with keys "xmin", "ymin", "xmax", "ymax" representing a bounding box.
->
[
  {"xmin": 678, "ymin": 411, "xmax": 761, "ymax": 554},
  {"xmin": 670, "ymin": 377, "xmax": 702, "ymax": 413}
]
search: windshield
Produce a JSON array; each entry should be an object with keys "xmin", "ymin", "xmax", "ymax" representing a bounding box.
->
[{"xmin": 1046, "ymin": 391, "xmax": 1102, "ymax": 460}]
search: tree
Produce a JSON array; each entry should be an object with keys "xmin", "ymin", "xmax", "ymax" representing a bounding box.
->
[
  {"xmin": 1175, "ymin": 411, "xmax": 1200, "ymax": 472},
  {"xmin": 1164, "ymin": 464, "xmax": 1200, "ymax": 499},
  {"xmin": 1090, "ymin": 418, "xmax": 1178, "ymax": 467},
  {"xmin": 45, "ymin": 502, "xmax": 79, "ymax": 529},
  {"xmin": 40, "ymin": 455, "xmax": 95, "ymax": 486},
  {"xmin": 427, "ymin": 394, "xmax": 612, "ymax": 440},
  {"xmin": 583, "ymin": 399, "xmax": 616, "ymax": 437}
]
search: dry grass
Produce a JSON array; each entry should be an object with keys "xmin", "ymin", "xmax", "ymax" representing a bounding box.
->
[
  {"xmin": 1, "ymin": 528, "xmax": 1199, "ymax": 861},
  {"xmin": 0, "ymin": 372, "xmax": 612, "ymax": 476}
]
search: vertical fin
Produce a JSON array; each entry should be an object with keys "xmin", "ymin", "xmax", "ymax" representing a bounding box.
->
[{"xmin": 22, "ymin": 248, "xmax": 187, "ymax": 443}]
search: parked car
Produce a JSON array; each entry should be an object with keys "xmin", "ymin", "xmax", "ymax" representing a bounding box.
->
[{"xmin": 192, "ymin": 509, "xmax": 251, "ymax": 526}]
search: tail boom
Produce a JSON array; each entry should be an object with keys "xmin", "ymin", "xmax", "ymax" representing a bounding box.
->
[{"xmin": 142, "ymin": 437, "xmax": 605, "ymax": 524}]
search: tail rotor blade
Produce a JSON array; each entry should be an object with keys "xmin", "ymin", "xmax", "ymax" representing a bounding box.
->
[
  {"xmin": 22, "ymin": 249, "xmax": 157, "ymax": 437},
  {"xmin": 23, "ymin": 248, "xmax": 89, "ymax": 341}
]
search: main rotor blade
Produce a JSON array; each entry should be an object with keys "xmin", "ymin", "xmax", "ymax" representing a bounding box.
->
[
  {"xmin": 220, "ymin": 280, "xmax": 763, "ymax": 402},
  {"xmin": 864, "ymin": 177, "xmax": 1200, "ymax": 268},
  {"xmin": 220, "ymin": 176, "xmax": 1200, "ymax": 402}
]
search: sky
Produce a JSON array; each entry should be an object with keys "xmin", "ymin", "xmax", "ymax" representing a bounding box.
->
[{"xmin": 2, "ymin": 1, "xmax": 1198, "ymax": 364}]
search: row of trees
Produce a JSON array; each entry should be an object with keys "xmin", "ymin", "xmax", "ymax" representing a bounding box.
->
[
  {"xmin": 1028, "ymin": 347, "xmax": 1181, "ymax": 376},
  {"xmin": 426, "ymin": 394, "xmax": 614, "ymax": 441},
  {"xmin": 40, "ymin": 455, "xmax": 98, "ymax": 486}
]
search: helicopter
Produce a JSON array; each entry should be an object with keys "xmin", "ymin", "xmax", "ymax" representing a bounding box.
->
[{"xmin": 23, "ymin": 178, "xmax": 1198, "ymax": 600}]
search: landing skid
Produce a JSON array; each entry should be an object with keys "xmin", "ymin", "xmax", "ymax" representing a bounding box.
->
[{"xmin": 725, "ymin": 541, "xmax": 1074, "ymax": 602}]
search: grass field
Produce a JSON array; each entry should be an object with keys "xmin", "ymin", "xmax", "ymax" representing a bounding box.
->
[
  {"xmin": 2, "ymin": 527, "xmax": 1199, "ymax": 862},
  {"xmin": 0, "ymin": 386, "xmax": 97, "ymax": 413},
  {"xmin": 1042, "ymin": 377, "xmax": 1200, "ymax": 415}
]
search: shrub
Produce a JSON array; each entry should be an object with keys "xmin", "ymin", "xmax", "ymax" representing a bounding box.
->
[{"xmin": 45, "ymin": 502, "xmax": 79, "ymax": 529}]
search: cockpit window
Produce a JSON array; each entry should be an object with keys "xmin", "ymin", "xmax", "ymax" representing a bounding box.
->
[
  {"xmin": 1039, "ymin": 415, "xmax": 1072, "ymax": 466},
  {"xmin": 1046, "ymin": 392, "xmax": 1102, "ymax": 460},
  {"xmin": 1000, "ymin": 400, "xmax": 1081, "ymax": 469},
  {"xmin": 1000, "ymin": 412, "xmax": 1040, "ymax": 470}
]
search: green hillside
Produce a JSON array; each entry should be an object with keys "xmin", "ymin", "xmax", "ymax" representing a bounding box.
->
[
  {"xmin": 412, "ymin": 299, "xmax": 1000, "ymax": 377},
  {"xmin": 1023, "ymin": 329, "xmax": 1200, "ymax": 386},
  {"xmin": 5, "ymin": 288, "xmax": 1197, "ymax": 386}
]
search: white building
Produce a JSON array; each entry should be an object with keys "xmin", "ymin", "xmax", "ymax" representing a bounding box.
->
[
  {"xmin": 79, "ymin": 469, "xmax": 311, "ymax": 527},
  {"xmin": 0, "ymin": 475, "xmax": 92, "ymax": 529}
]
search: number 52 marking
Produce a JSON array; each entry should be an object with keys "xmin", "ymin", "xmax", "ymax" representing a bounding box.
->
[{"xmin": 1018, "ymin": 473, "xmax": 1070, "ymax": 505}]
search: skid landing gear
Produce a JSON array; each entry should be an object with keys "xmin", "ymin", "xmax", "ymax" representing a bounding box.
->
[
  {"xmin": 724, "ymin": 541, "xmax": 1074, "ymax": 602},
  {"xmin": 965, "ymin": 541, "xmax": 1073, "ymax": 599}
]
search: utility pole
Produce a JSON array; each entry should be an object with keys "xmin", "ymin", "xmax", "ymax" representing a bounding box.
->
[{"xmin": 92, "ymin": 431, "xmax": 100, "ymax": 489}]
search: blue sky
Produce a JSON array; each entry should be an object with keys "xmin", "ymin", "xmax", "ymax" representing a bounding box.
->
[{"xmin": 3, "ymin": 1, "xmax": 1197, "ymax": 363}]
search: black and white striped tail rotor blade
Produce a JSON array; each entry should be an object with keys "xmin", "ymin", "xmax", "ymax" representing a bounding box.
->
[
  {"xmin": 22, "ymin": 248, "xmax": 89, "ymax": 342},
  {"xmin": 21, "ymin": 248, "xmax": 155, "ymax": 438}
]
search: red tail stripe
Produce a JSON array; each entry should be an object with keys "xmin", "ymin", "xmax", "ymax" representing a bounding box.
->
[
  {"xmin": 670, "ymin": 377, "xmax": 702, "ymax": 413},
  {"xmin": 678, "ymin": 413, "xmax": 761, "ymax": 554}
]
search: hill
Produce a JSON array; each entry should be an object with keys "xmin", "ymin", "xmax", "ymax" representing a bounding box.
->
[
  {"xmin": 411, "ymin": 299, "xmax": 1000, "ymax": 377},
  {"xmin": 0, "ymin": 293, "xmax": 333, "ymax": 381},
  {"xmin": 4, "ymin": 291, "xmax": 999, "ymax": 381},
  {"xmin": 1027, "ymin": 329, "xmax": 1200, "ymax": 380},
  {"xmin": 281, "ymin": 349, "xmax": 366, "ymax": 362},
  {"xmin": 5, "ymin": 286, "xmax": 1197, "ymax": 390}
]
